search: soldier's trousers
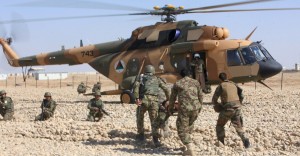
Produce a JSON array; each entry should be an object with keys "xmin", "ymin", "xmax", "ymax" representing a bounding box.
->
[
  {"xmin": 176, "ymin": 109, "xmax": 200, "ymax": 145},
  {"xmin": 216, "ymin": 108, "xmax": 247, "ymax": 141},
  {"xmin": 136, "ymin": 95, "xmax": 159, "ymax": 137},
  {"xmin": 35, "ymin": 111, "xmax": 53, "ymax": 121},
  {"xmin": 87, "ymin": 111, "xmax": 103, "ymax": 122},
  {"xmin": 0, "ymin": 110, "xmax": 14, "ymax": 121}
]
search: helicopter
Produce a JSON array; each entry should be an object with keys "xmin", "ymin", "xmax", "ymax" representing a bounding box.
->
[{"xmin": 0, "ymin": 0, "xmax": 299, "ymax": 103}]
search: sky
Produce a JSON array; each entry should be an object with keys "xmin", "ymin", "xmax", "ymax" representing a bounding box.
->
[{"xmin": 0, "ymin": 0, "xmax": 300, "ymax": 73}]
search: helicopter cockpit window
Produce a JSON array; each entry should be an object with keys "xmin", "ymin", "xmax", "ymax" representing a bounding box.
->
[
  {"xmin": 259, "ymin": 46, "xmax": 274, "ymax": 60},
  {"xmin": 227, "ymin": 50, "xmax": 243, "ymax": 66},
  {"xmin": 187, "ymin": 29, "xmax": 204, "ymax": 41},
  {"xmin": 250, "ymin": 46, "xmax": 266, "ymax": 61},
  {"xmin": 168, "ymin": 29, "xmax": 181, "ymax": 42},
  {"xmin": 240, "ymin": 47, "xmax": 256, "ymax": 64}
]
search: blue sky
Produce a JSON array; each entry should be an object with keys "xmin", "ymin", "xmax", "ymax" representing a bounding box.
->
[{"xmin": 1, "ymin": 0, "xmax": 300, "ymax": 73}]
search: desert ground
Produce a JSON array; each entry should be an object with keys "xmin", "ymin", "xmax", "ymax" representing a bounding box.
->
[{"xmin": 0, "ymin": 72, "xmax": 299, "ymax": 156}]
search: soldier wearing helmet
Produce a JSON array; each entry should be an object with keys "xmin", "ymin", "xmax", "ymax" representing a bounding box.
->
[
  {"xmin": 0, "ymin": 90, "xmax": 14, "ymax": 121},
  {"xmin": 190, "ymin": 53, "xmax": 211, "ymax": 93},
  {"xmin": 92, "ymin": 82, "xmax": 101, "ymax": 93},
  {"xmin": 77, "ymin": 82, "xmax": 87, "ymax": 94},
  {"xmin": 35, "ymin": 92, "xmax": 57, "ymax": 121},
  {"xmin": 134, "ymin": 64, "xmax": 170, "ymax": 147},
  {"xmin": 212, "ymin": 72, "xmax": 250, "ymax": 148},
  {"xmin": 87, "ymin": 91, "xmax": 104, "ymax": 122}
]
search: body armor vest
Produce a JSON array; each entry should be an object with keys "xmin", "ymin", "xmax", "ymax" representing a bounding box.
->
[{"xmin": 220, "ymin": 81, "xmax": 239, "ymax": 103}]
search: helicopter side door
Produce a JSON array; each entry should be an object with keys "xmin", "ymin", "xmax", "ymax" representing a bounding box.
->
[
  {"xmin": 189, "ymin": 51, "xmax": 208, "ymax": 90},
  {"xmin": 227, "ymin": 48, "xmax": 259, "ymax": 82}
]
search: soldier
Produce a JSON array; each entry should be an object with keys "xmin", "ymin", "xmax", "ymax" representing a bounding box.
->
[
  {"xmin": 0, "ymin": 90, "xmax": 14, "ymax": 121},
  {"xmin": 77, "ymin": 82, "xmax": 87, "ymax": 94},
  {"xmin": 212, "ymin": 72, "xmax": 250, "ymax": 148},
  {"xmin": 190, "ymin": 53, "xmax": 211, "ymax": 93},
  {"xmin": 168, "ymin": 69, "xmax": 203, "ymax": 156},
  {"xmin": 92, "ymin": 82, "xmax": 101, "ymax": 93},
  {"xmin": 35, "ymin": 92, "xmax": 57, "ymax": 121},
  {"xmin": 134, "ymin": 64, "xmax": 170, "ymax": 147},
  {"xmin": 87, "ymin": 91, "xmax": 105, "ymax": 122},
  {"xmin": 155, "ymin": 84, "xmax": 172, "ymax": 139}
]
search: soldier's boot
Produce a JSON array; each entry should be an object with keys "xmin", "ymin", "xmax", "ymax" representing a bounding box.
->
[
  {"xmin": 183, "ymin": 143, "xmax": 195, "ymax": 156},
  {"xmin": 135, "ymin": 133, "xmax": 145, "ymax": 142},
  {"xmin": 218, "ymin": 137, "xmax": 225, "ymax": 145},
  {"xmin": 152, "ymin": 136, "xmax": 162, "ymax": 147},
  {"xmin": 243, "ymin": 138, "xmax": 250, "ymax": 148}
]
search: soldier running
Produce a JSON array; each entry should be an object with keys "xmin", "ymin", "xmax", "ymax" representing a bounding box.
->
[{"xmin": 212, "ymin": 72, "xmax": 250, "ymax": 148}]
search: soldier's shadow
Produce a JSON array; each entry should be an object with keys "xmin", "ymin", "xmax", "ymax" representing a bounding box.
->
[
  {"xmin": 102, "ymin": 101, "xmax": 123, "ymax": 104},
  {"xmin": 82, "ymin": 130, "xmax": 180, "ymax": 155}
]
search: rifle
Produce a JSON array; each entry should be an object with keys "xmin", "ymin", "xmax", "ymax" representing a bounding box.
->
[{"xmin": 41, "ymin": 100, "xmax": 45, "ymax": 121}]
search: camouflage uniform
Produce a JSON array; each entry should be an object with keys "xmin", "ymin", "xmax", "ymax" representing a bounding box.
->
[
  {"xmin": 77, "ymin": 82, "xmax": 87, "ymax": 94},
  {"xmin": 87, "ymin": 95, "xmax": 104, "ymax": 122},
  {"xmin": 134, "ymin": 67, "xmax": 170, "ymax": 145},
  {"xmin": 212, "ymin": 78, "xmax": 250, "ymax": 147},
  {"xmin": 155, "ymin": 84, "xmax": 173, "ymax": 138},
  {"xmin": 92, "ymin": 82, "xmax": 101, "ymax": 93},
  {"xmin": 0, "ymin": 90, "xmax": 14, "ymax": 121},
  {"xmin": 169, "ymin": 76, "xmax": 203, "ymax": 146},
  {"xmin": 35, "ymin": 92, "xmax": 57, "ymax": 121}
]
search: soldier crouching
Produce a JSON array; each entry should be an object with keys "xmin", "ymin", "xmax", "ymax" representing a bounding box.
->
[
  {"xmin": 35, "ymin": 92, "xmax": 57, "ymax": 121},
  {"xmin": 0, "ymin": 90, "xmax": 14, "ymax": 121},
  {"xmin": 87, "ymin": 91, "xmax": 104, "ymax": 122}
]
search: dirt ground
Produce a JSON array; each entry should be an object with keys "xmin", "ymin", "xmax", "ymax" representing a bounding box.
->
[{"xmin": 0, "ymin": 72, "xmax": 299, "ymax": 156}]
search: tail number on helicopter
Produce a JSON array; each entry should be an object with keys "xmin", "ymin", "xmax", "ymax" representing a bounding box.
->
[{"xmin": 81, "ymin": 50, "xmax": 94, "ymax": 57}]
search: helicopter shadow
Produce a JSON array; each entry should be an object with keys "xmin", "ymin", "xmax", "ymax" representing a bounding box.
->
[{"xmin": 82, "ymin": 130, "xmax": 181, "ymax": 155}]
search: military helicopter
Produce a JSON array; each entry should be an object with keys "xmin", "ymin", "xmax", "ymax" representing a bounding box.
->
[{"xmin": 0, "ymin": 0, "xmax": 298, "ymax": 103}]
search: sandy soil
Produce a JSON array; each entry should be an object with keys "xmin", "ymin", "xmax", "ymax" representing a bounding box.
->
[{"xmin": 0, "ymin": 72, "xmax": 299, "ymax": 156}]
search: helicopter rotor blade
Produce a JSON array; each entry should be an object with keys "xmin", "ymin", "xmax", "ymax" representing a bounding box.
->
[
  {"xmin": 0, "ymin": 13, "xmax": 143, "ymax": 24},
  {"xmin": 184, "ymin": 0, "xmax": 277, "ymax": 12},
  {"xmin": 187, "ymin": 8, "xmax": 300, "ymax": 14},
  {"xmin": 12, "ymin": 0, "xmax": 149, "ymax": 12}
]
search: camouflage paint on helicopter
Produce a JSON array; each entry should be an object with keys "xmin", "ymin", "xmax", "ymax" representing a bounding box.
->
[{"xmin": 0, "ymin": 20, "xmax": 282, "ymax": 103}]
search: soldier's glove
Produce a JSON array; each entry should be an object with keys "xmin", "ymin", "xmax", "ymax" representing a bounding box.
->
[{"xmin": 135, "ymin": 99, "xmax": 142, "ymax": 106}]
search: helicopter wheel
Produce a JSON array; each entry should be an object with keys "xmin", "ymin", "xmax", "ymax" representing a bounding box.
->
[{"xmin": 120, "ymin": 90, "xmax": 135, "ymax": 104}]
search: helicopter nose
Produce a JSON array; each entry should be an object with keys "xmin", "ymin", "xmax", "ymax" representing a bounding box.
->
[{"xmin": 258, "ymin": 59, "xmax": 283, "ymax": 79}]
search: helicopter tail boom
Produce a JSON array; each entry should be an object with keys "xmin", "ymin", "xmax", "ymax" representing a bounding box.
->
[{"xmin": 0, "ymin": 38, "xmax": 20, "ymax": 67}]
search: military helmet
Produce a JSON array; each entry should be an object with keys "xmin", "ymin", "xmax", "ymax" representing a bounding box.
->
[
  {"xmin": 0, "ymin": 90, "xmax": 6, "ymax": 95},
  {"xmin": 194, "ymin": 53, "xmax": 200, "ymax": 58},
  {"xmin": 44, "ymin": 92, "xmax": 52, "ymax": 97},
  {"xmin": 97, "ymin": 82, "xmax": 100, "ymax": 84},
  {"xmin": 94, "ymin": 91, "xmax": 101, "ymax": 96},
  {"xmin": 145, "ymin": 65, "xmax": 155, "ymax": 74},
  {"xmin": 80, "ymin": 82, "xmax": 84, "ymax": 84}
]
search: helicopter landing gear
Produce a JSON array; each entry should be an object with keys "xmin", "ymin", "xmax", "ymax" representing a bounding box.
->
[{"xmin": 120, "ymin": 90, "xmax": 135, "ymax": 104}]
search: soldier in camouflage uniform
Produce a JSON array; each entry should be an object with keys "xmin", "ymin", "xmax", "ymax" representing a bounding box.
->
[
  {"xmin": 212, "ymin": 72, "xmax": 250, "ymax": 148},
  {"xmin": 35, "ymin": 92, "xmax": 57, "ymax": 121},
  {"xmin": 87, "ymin": 91, "xmax": 104, "ymax": 122},
  {"xmin": 92, "ymin": 82, "xmax": 101, "ymax": 93},
  {"xmin": 168, "ymin": 69, "xmax": 203, "ymax": 156},
  {"xmin": 0, "ymin": 90, "xmax": 14, "ymax": 121},
  {"xmin": 134, "ymin": 65, "xmax": 170, "ymax": 147},
  {"xmin": 77, "ymin": 82, "xmax": 87, "ymax": 94},
  {"xmin": 155, "ymin": 83, "xmax": 173, "ymax": 139}
]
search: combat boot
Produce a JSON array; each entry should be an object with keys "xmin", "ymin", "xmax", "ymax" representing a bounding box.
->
[
  {"xmin": 182, "ymin": 143, "xmax": 195, "ymax": 156},
  {"xmin": 136, "ymin": 133, "xmax": 145, "ymax": 142},
  {"xmin": 218, "ymin": 137, "xmax": 225, "ymax": 145},
  {"xmin": 153, "ymin": 136, "xmax": 162, "ymax": 147},
  {"xmin": 243, "ymin": 138, "xmax": 250, "ymax": 148}
]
